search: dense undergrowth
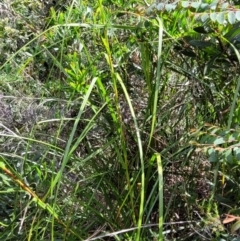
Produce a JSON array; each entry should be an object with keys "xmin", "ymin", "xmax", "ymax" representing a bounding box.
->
[{"xmin": 0, "ymin": 0, "xmax": 240, "ymax": 240}]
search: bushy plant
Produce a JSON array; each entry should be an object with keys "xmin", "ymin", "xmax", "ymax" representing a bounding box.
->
[{"xmin": 0, "ymin": 0, "xmax": 240, "ymax": 240}]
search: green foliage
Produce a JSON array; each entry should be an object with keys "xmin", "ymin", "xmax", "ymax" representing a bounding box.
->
[
  {"xmin": 191, "ymin": 124, "xmax": 240, "ymax": 235},
  {"xmin": 148, "ymin": 0, "xmax": 240, "ymax": 25},
  {"xmin": 0, "ymin": 0, "xmax": 240, "ymax": 240}
]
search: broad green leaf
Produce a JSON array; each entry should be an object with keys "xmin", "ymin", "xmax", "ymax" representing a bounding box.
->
[
  {"xmin": 225, "ymin": 149, "xmax": 233, "ymax": 163},
  {"xmin": 201, "ymin": 13, "xmax": 209, "ymax": 22},
  {"xmin": 194, "ymin": 26, "xmax": 206, "ymax": 33},
  {"xmin": 233, "ymin": 147, "xmax": 240, "ymax": 160},
  {"xmin": 199, "ymin": 3, "xmax": 209, "ymax": 11},
  {"xmin": 221, "ymin": 2, "xmax": 229, "ymax": 10},
  {"xmin": 146, "ymin": 3, "xmax": 157, "ymax": 13},
  {"xmin": 209, "ymin": 2, "xmax": 217, "ymax": 10},
  {"xmin": 200, "ymin": 135, "xmax": 210, "ymax": 144},
  {"xmin": 156, "ymin": 3, "xmax": 164, "ymax": 11},
  {"xmin": 236, "ymin": 11, "xmax": 240, "ymax": 21},
  {"xmin": 219, "ymin": 130, "xmax": 230, "ymax": 136},
  {"xmin": 228, "ymin": 132, "xmax": 239, "ymax": 142},
  {"xmin": 208, "ymin": 147, "xmax": 218, "ymax": 162},
  {"xmin": 206, "ymin": 135, "xmax": 217, "ymax": 144},
  {"xmin": 194, "ymin": 26, "xmax": 214, "ymax": 33},
  {"xmin": 216, "ymin": 12, "xmax": 225, "ymax": 24},
  {"xmin": 182, "ymin": 1, "xmax": 190, "ymax": 8},
  {"xmin": 228, "ymin": 11, "xmax": 236, "ymax": 24},
  {"xmin": 165, "ymin": 4, "xmax": 177, "ymax": 11},
  {"xmin": 189, "ymin": 40, "xmax": 213, "ymax": 48},
  {"xmin": 191, "ymin": 2, "xmax": 201, "ymax": 8},
  {"xmin": 231, "ymin": 220, "xmax": 240, "ymax": 233},
  {"xmin": 213, "ymin": 136, "xmax": 225, "ymax": 145},
  {"xmin": 181, "ymin": 49, "xmax": 197, "ymax": 57},
  {"xmin": 210, "ymin": 127, "xmax": 221, "ymax": 134},
  {"xmin": 210, "ymin": 12, "xmax": 217, "ymax": 22}
]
